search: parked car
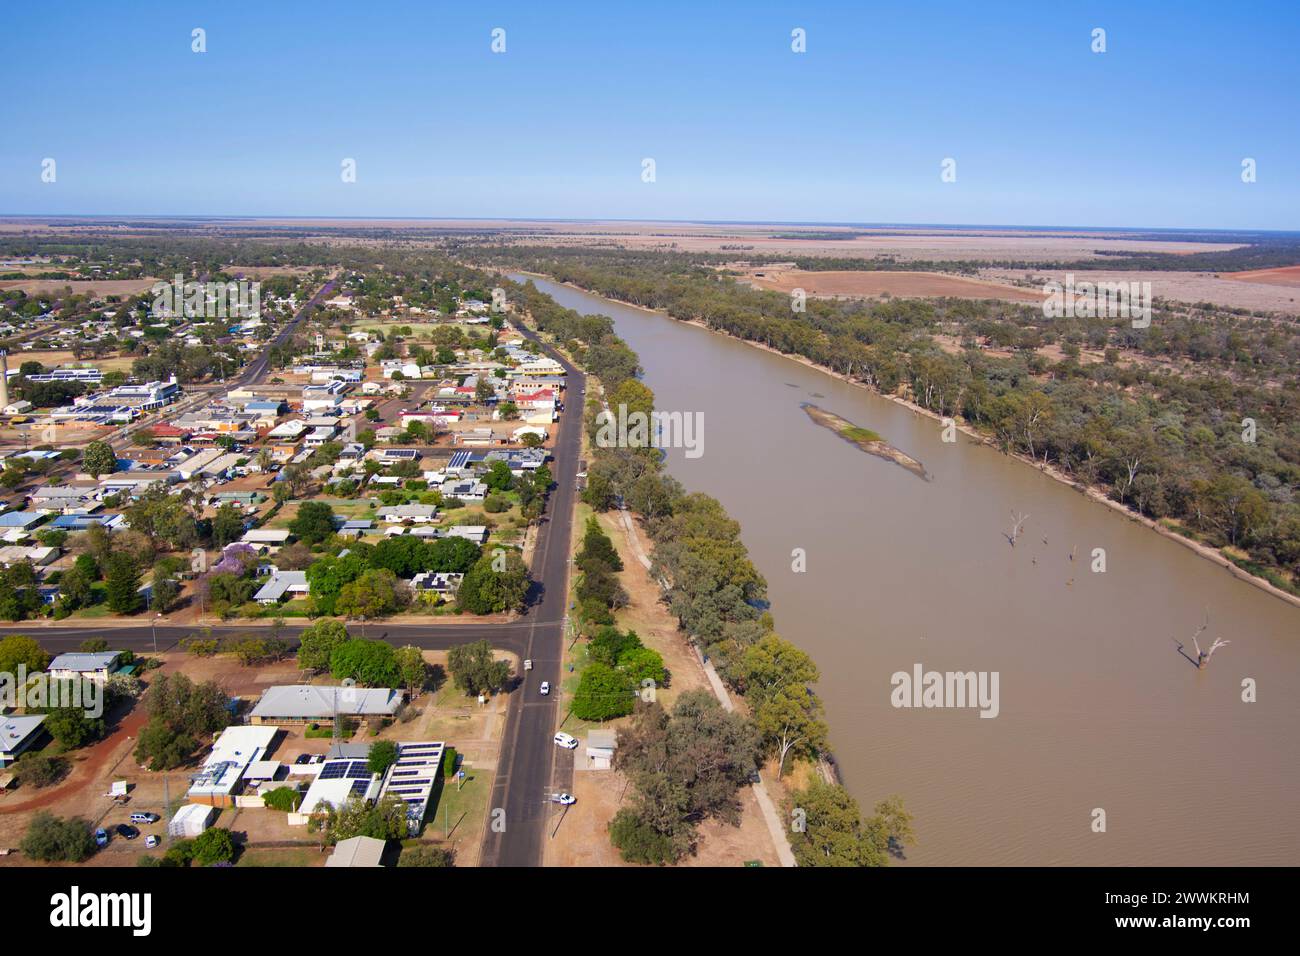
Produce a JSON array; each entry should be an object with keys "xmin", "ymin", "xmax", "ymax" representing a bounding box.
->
[
  {"xmin": 145, "ymin": 835, "xmax": 160, "ymax": 849},
  {"xmin": 130, "ymin": 812, "xmax": 160, "ymax": 824},
  {"xmin": 539, "ymin": 681, "xmax": 550, "ymax": 696},
  {"xmin": 116, "ymin": 824, "xmax": 139, "ymax": 840},
  {"xmin": 553, "ymin": 731, "xmax": 578, "ymax": 750},
  {"xmin": 549, "ymin": 792, "xmax": 576, "ymax": 805},
  {"xmin": 94, "ymin": 828, "xmax": 108, "ymax": 848}
]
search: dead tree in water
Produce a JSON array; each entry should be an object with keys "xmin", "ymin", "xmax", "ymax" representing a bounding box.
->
[
  {"xmin": 1005, "ymin": 511, "xmax": 1030, "ymax": 547},
  {"xmin": 1176, "ymin": 611, "xmax": 1230, "ymax": 669}
]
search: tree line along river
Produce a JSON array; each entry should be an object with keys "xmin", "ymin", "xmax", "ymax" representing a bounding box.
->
[{"xmin": 517, "ymin": 274, "xmax": 1300, "ymax": 866}]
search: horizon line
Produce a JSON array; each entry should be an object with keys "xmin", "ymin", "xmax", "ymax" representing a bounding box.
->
[{"xmin": 1, "ymin": 213, "xmax": 1298, "ymax": 238}]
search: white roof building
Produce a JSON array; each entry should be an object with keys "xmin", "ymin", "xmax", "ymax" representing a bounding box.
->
[{"xmin": 186, "ymin": 725, "xmax": 281, "ymax": 807}]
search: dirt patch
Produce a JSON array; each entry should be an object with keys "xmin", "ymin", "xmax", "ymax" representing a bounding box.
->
[
  {"xmin": 1220, "ymin": 264, "xmax": 1300, "ymax": 287},
  {"xmin": 0, "ymin": 279, "xmax": 160, "ymax": 299}
]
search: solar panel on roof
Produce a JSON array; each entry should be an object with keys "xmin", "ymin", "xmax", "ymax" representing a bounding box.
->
[
  {"xmin": 350, "ymin": 779, "xmax": 369, "ymax": 796},
  {"xmin": 346, "ymin": 762, "xmax": 371, "ymax": 779},
  {"xmin": 319, "ymin": 762, "xmax": 347, "ymax": 779}
]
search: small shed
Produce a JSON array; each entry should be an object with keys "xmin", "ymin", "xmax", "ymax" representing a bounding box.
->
[
  {"xmin": 168, "ymin": 803, "xmax": 216, "ymax": 838},
  {"xmin": 586, "ymin": 729, "xmax": 618, "ymax": 770}
]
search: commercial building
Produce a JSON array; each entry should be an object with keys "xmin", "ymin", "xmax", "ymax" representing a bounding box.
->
[{"xmin": 186, "ymin": 725, "xmax": 281, "ymax": 808}]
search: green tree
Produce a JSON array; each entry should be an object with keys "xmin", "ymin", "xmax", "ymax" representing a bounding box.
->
[
  {"xmin": 190, "ymin": 827, "xmax": 236, "ymax": 866},
  {"xmin": 104, "ymin": 553, "xmax": 144, "ymax": 614},
  {"xmin": 20, "ymin": 812, "xmax": 97, "ymax": 862},
  {"xmin": 446, "ymin": 640, "xmax": 511, "ymax": 696},
  {"xmin": 289, "ymin": 501, "xmax": 337, "ymax": 546},
  {"xmin": 330, "ymin": 638, "xmax": 400, "ymax": 686},
  {"xmin": 394, "ymin": 645, "xmax": 428, "ymax": 692},
  {"xmin": 456, "ymin": 549, "xmax": 529, "ymax": 614},
  {"xmin": 297, "ymin": 618, "xmax": 350, "ymax": 671},
  {"xmin": 0, "ymin": 634, "xmax": 50, "ymax": 674},
  {"xmin": 82, "ymin": 440, "xmax": 117, "ymax": 478},
  {"xmin": 571, "ymin": 663, "xmax": 635, "ymax": 721},
  {"xmin": 787, "ymin": 780, "xmax": 915, "ymax": 867},
  {"xmin": 368, "ymin": 740, "xmax": 399, "ymax": 775}
]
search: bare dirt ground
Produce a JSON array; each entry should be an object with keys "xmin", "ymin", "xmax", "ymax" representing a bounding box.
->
[
  {"xmin": 0, "ymin": 278, "xmax": 159, "ymax": 298},
  {"xmin": 743, "ymin": 267, "xmax": 1046, "ymax": 302},
  {"xmin": 985, "ymin": 268, "xmax": 1300, "ymax": 313},
  {"xmin": 1221, "ymin": 264, "xmax": 1300, "ymax": 287}
]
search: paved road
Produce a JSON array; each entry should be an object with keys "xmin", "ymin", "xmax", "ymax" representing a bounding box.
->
[
  {"xmin": 5, "ymin": 310, "xmax": 585, "ymax": 868},
  {"xmin": 236, "ymin": 278, "xmax": 337, "ymax": 385}
]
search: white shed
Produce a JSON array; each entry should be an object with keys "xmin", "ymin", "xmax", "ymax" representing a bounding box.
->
[{"xmin": 168, "ymin": 803, "xmax": 216, "ymax": 838}]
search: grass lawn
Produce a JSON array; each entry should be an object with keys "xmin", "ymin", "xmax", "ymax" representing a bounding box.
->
[
  {"xmin": 235, "ymin": 846, "xmax": 326, "ymax": 867},
  {"xmin": 425, "ymin": 763, "xmax": 490, "ymax": 856}
]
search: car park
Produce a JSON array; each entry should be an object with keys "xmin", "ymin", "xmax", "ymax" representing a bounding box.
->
[{"xmin": 553, "ymin": 731, "xmax": 578, "ymax": 750}]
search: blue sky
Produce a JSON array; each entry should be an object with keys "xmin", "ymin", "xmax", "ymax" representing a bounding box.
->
[{"xmin": 1, "ymin": 0, "xmax": 1297, "ymax": 229}]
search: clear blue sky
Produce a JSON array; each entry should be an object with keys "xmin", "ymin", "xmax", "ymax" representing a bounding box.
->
[{"xmin": 1, "ymin": 0, "xmax": 1297, "ymax": 229}]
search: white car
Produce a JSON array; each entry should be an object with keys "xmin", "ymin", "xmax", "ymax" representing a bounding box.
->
[
  {"xmin": 553, "ymin": 731, "xmax": 578, "ymax": 750},
  {"xmin": 550, "ymin": 792, "xmax": 576, "ymax": 805},
  {"xmin": 539, "ymin": 681, "xmax": 550, "ymax": 696},
  {"xmin": 145, "ymin": 835, "xmax": 160, "ymax": 849}
]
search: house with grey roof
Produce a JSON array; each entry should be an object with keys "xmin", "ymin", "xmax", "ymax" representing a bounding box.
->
[{"xmin": 248, "ymin": 685, "xmax": 404, "ymax": 725}]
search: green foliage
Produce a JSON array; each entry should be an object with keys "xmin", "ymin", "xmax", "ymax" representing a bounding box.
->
[
  {"xmin": 262, "ymin": 786, "xmax": 301, "ymax": 812},
  {"xmin": 330, "ymin": 638, "xmax": 400, "ymax": 686},
  {"xmin": 82, "ymin": 440, "xmax": 117, "ymax": 478},
  {"xmin": 104, "ymin": 553, "xmax": 144, "ymax": 614},
  {"xmin": 456, "ymin": 549, "xmax": 529, "ymax": 614},
  {"xmin": 190, "ymin": 827, "xmax": 236, "ymax": 866},
  {"xmin": 21, "ymin": 813, "xmax": 97, "ymax": 862},
  {"xmin": 397, "ymin": 845, "xmax": 454, "ymax": 867},
  {"xmin": 0, "ymin": 634, "xmax": 50, "ymax": 674},
  {"xmin": 13, "ymin": 753, "xmax": 69, "ymax": 789},
  {"xmin": 289, "ymin": 501, "xmax": 337, "ymax": 546},
  {"xmin": 297, "ymin": 618, "xmax": 350, "ymax": 671},
  {"xmin": 571, "ymin": 663, "xmax": 635, "ymax": 721},
  {"xmin": 786, "ymin": 780, "xmax": 915, "ymax": 867},
  {"xmin": 445, "ymin": 640, "xmax": 511, "ymax": 696},
  {"xmin": 368, "ymin": 740, "xmax": 399, "ymax": 775}
]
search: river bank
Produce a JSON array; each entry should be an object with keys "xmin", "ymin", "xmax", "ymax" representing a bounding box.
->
[{"xmin": 513, "ymin": 271, "xmax": 1300, "ymax": 612}]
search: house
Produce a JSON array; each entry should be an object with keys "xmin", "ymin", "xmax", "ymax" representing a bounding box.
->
[
  {"xmin": 438, "ymin": 478, "xmax": 486, "ymax": 503},
  {"xmin": 47, "ymin": 651, "xmax": 122, "ymax": 684},
  {"xmin": 326, "ymin": 835, "xmax": 387, "ymax": 868},
  {"xmin": 48, "ymin": 513, "xmax": 125, "ymax": 532},
  {"xmin": 290, "ymin": 755, "xmax": 383, "ymax": 823},
  {"xmin": 241, "ymin": 529, "xmax": 291, "ymax": 548},
  {"xmin": 248, "ymin": 685, "xmax": 404, "ymax": 725},
  {"xmin": 376, "ymin": 503, "xmax": 438, "ymax": 524},
  {"xmin": 0, "ymin": 510, "xmax": 46, "ymax": 532},
  {"xmin": 186, "ymin": 725, "xmax": 281, "ymax": 808},
  {"xmin": 0, "ymin": 545, "xmax": 58, "ymax": 567},
  {"xmin": 0, "ymin": 715, "xmax": 47, "ymax": 767},
  {"xmin": 253, "ymin": 569, "xmax": 309, "ymax": 604},
  {"xmin": 410, "ymin": 571, "xmax": 463, "ymax": 604},
  {"xmin": 586, "ymin": 729, "xmax": 618, "ymax": 770},
  {"xmin": 444, "ymin": 525, "xmax": 488, "ymax": 545}
]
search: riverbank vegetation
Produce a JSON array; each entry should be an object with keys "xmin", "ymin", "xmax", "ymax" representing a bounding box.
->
[
  {"xmin": 481, "ymin": 246, "xmax": 1300, "ymax": 594},
  {"xmin": 507, "ymin": 278, "xmax": 910, "ymax": 865}
]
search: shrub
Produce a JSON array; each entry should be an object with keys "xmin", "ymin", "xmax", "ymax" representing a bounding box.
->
[
  {"xmin": 20, "ymin": 812, "xmax": 96, "ymax": 862},
  {"xmin": 262, "ymin": 787, "xmax": 301, "ymax": 812},
  {"xmin": 442, "ymin": 746, "xmax": 459, "ymax": 777}
]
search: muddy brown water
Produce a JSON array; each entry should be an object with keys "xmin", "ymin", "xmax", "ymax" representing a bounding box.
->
[{"xmin": 518, "ymin": 275, "xmax": 1300, "ymax": 866}]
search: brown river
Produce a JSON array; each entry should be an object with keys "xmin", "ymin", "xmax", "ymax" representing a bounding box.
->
[{"xmin": 518, "ymin": 275, "xmax": 1299, "ymax": 866}]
